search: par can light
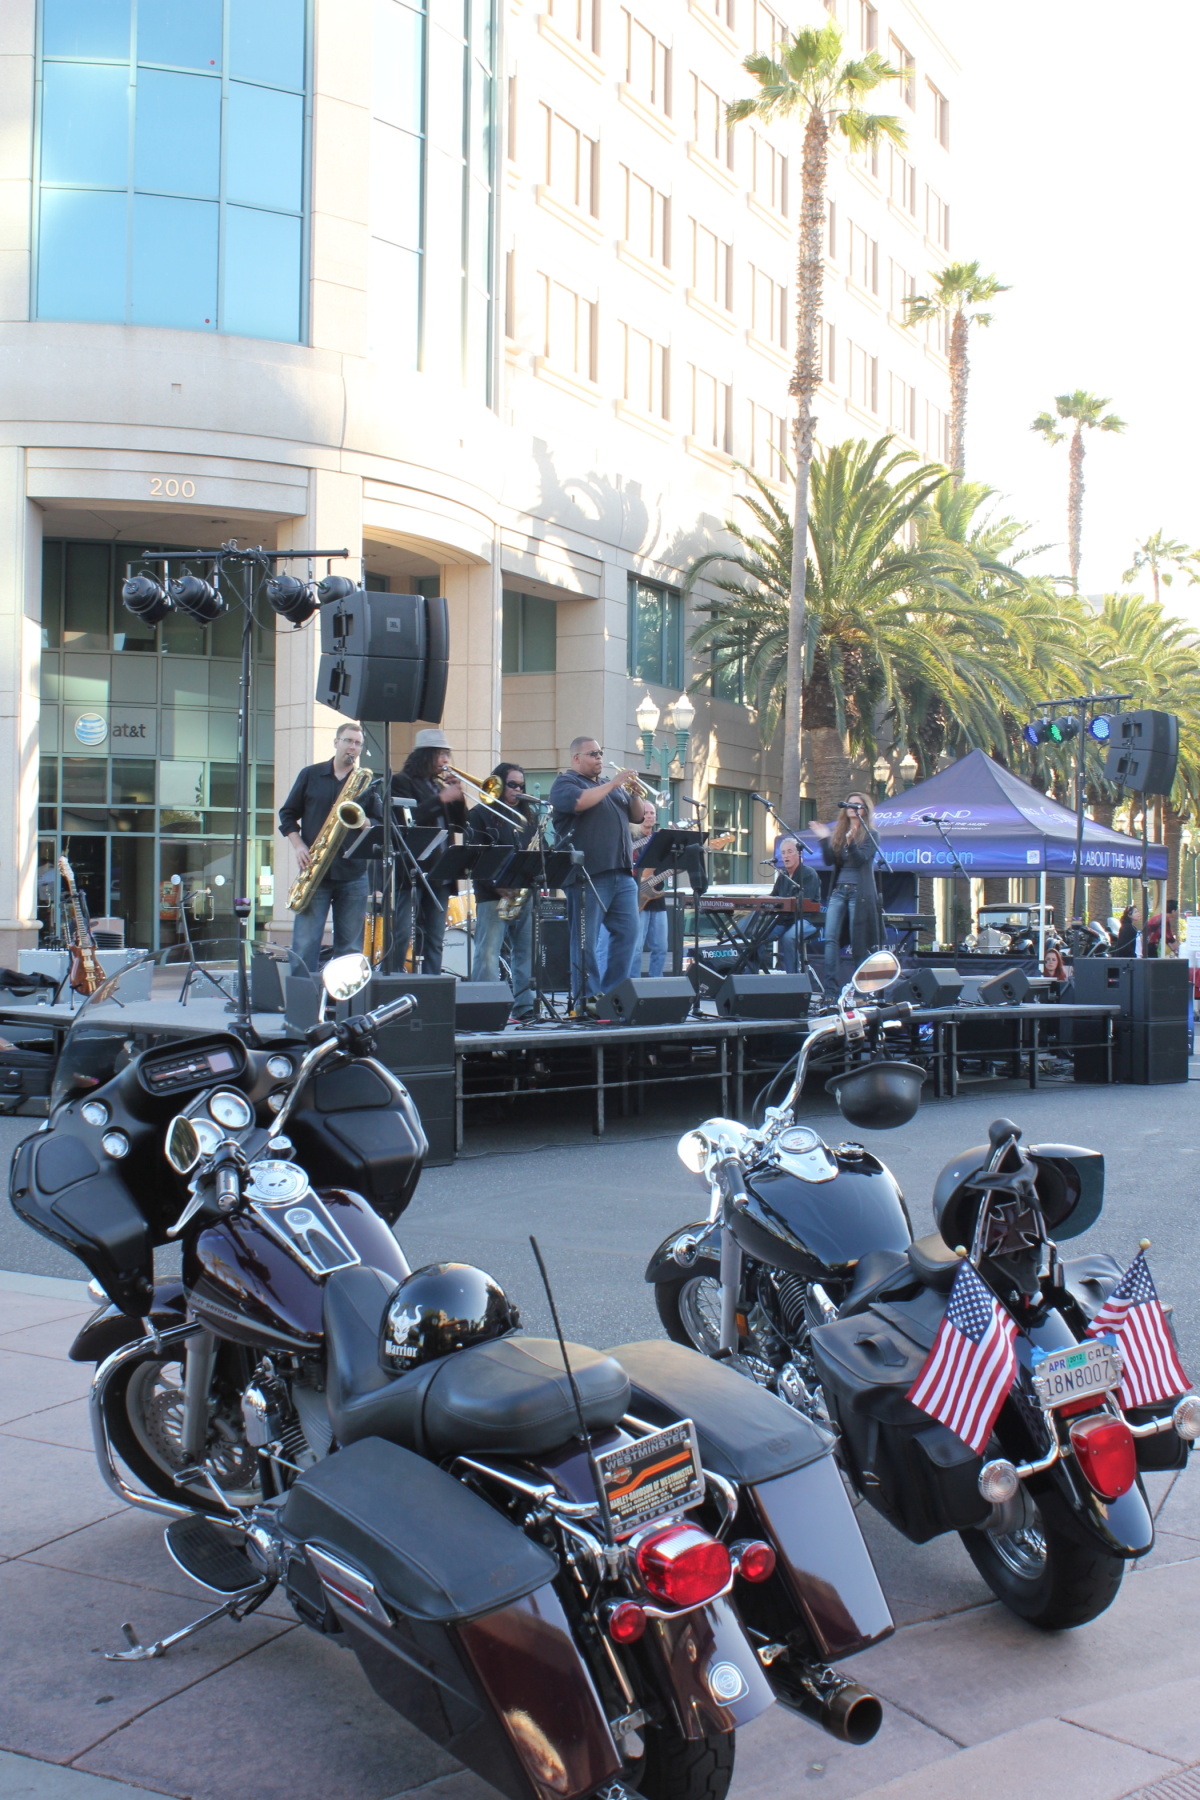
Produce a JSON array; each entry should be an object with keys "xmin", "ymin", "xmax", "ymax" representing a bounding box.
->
[
  {"xmin": 1023, "ymin": 720, "xmax": 1051, "ymax": 747},
  {"xmin": 121, "ymin": 573, "xmax": 171, "ymax": 624},
  {"xmin": 169, "ymin": 573, "xmax": 224, "ymax": 623},
  {"xmin": 316, "ymin": 575, "xmax": 356, "ymax": 604},
  {"xmin": 1049, "ymin": 716, "xmax": 1080, "ymax": 745},
  {"xmin": 1088, "ymin": 715, "xmax": 1113, "ymax": 743},
  {"xmin": 266, "ymin": 573, "xmax": 318, "ymax": 627}
]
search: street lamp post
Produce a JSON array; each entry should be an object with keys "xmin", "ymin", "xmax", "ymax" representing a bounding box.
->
[
  {"xmin": 873, "ymin": 756, "xmax": 892, "ymax": 800},
  {"xmin": 898, "ymin": 750, "xmax": 918, "ymax": 791},
  {"xmin": 636, "ymin": 690, "xmax": 694, "ymax": 808}
]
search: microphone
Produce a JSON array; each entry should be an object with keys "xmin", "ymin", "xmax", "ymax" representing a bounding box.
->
[
  {"xmin": 920, "ymin": 812, "xmax": 944, "ymax": 824},
  {"xmin": 838, "ymin": 799, "xmax": 863, "ymax": 812},
  {"xmin": 750, "ymin": 791, "xmax": 769, "ymax": 806}
]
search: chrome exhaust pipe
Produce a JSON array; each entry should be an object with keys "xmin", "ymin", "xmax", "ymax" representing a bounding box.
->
[{"xmin": 772, "ymin": 1662, "xmax": 883, "ymax": 1745}]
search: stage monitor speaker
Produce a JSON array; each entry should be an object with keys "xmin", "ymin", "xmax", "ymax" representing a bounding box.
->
[
  {"xmin": 975, "ymin": 967, "xmax": 1031, "ymax": 1007},
  {"xmin": 715, "ymin": 973, "xmax": 814, "ymax": 1020},
  {"xmin": 536, "ymin": 916, "xmax": 571, "ymax": 992},
  {"xmin": 455, "ymin": 981, "xmax": 513, "ymax": 1032},
  {"xmin": 1104, "ymin": 709, "xmax": 1179, "ymax": 795},
  {"xmin": 321, "ymin": 591, "xmax": 425, "ymax": 659},
  {"xmin": 597, "ymin": 976, "xmax": 693, "ymax": 1025},
  {"xmin": 893, "ymin": 966, "xmax": 963, "ymax": 1007},
  {"xmin": 350, "ymin": 973, "xmax": 456, "ymax": 1070},
  {"xmin": 284, "ymin": 973, "xmax": 320, "ymax": 1032}
]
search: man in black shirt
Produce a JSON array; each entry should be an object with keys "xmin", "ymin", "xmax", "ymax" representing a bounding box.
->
[
  {"xmin": 391, "ymin": 727, "xmax": 466, "ymax": 975},
  {"xmin": 279, "ymin": 720, "xmax": 375, "ymax": 973},
  {"xmin": 550, "ymin": 737, "xmax": 645, "ymax": 1013}
]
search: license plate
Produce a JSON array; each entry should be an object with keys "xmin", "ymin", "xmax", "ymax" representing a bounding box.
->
[
  {"xmin": 1031, "ymin": 1337, "xmax": 1122, "ymax": 1409},
  {"xmin": 595, "ymin": 1420, "xmax": 706, "ymax": 1536}
]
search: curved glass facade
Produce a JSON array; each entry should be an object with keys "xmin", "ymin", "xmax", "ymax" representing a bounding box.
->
[{"xmin": 35, "ymin": 0, "xmax": 308, "ymax": 340}]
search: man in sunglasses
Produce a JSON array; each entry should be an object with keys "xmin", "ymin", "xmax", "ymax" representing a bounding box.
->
[
  {"xmin": 550, "ymin": 737, "xmax": 645, "ymax": 1017},
  {"xmin": 465, "ymin": 761, "xmax": 538, "ymax": 1022}
]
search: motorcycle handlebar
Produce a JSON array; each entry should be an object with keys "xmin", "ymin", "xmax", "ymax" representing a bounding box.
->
[{"xmin": 363, "ymin": 993, "xmax": 416, "ymax": 1031}]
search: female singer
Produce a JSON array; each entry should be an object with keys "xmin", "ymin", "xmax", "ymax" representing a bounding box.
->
[{"xmin": 812, "ymin": 792, "xmax": 883, "ymax": 986}]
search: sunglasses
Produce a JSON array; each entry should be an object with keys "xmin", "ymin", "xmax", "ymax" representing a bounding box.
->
[{"xmin": 506, "ymin": 781, "xmax": 526, "ymax": 791}]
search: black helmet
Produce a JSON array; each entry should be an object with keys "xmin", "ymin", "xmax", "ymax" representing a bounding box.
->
[
  {"xmin": 379, "ymin": 1262, "xmax": 520, "ymax": 1375},
  {"xmin": 825, "ymin": 1060, "xmax": 925, "ymax": 1130}
]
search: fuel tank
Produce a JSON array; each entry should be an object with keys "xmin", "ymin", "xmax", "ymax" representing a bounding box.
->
[
  {"xmin": 732, "ymin": 1150, "xmax": 913, "ymax": 1280},
  {"xmin": 184, "ymin": 1188, "xmax": 409, "ymax": 1352}
]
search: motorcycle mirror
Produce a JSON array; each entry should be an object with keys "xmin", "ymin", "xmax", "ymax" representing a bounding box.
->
[
  {"xmin": 851, "ymin": 950, "xmax": 900, "ymax": 995},
  {"xmin": 677, "ymin": 1130, "xmax": 708, "ymax": 1174},
  {"xmin": 165, "ymin": 1115, "xmax": 202, "ymax": 1174},
  {"xmin": 321, "ymin": 952, "xmax": 372, "ymax": 1002}
]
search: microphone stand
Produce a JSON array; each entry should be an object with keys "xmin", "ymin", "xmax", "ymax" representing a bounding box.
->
[{"xmin": 923, "ymin": 814, "xmax": 975, "ymax": 951}]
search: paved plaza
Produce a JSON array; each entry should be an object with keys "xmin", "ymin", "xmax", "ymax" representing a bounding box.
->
[{"xmin": 3, "ymin": 1070, "xmax": 1200, "ymax": 1800}]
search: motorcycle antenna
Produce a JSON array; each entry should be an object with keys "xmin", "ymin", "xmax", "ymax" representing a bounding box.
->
[{"xmin": 528, "ymin": 1234, "xmax": 616, "ymax": 1548}]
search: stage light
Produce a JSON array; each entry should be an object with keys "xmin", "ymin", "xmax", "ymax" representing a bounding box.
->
[
  {"xmin": 1023, "ymin": 719, "xmax": 1051, "ymax": 746},
  {"xmin": 121, "ymin": 573, "xmax": 171, "ymax": 624},
  {"xmin": 170, "ymin": 573, "xmax": 224, "ymax": 623},
  {"xmin": 1089, "ymin": 714, "xmax": 1113, "ymax": 743},
  {"xmin": 1048, "ymin": 716, "xmax": 1080, "ymax": 745},
  {"xmin": 266, "ymin": 573, "xmax": 318, "ymax": 627},
  {"xmin": 316, "ymin": 575, "xmax": 356, "ymax": 603}
]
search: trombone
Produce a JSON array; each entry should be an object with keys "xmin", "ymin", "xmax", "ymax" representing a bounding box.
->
[
  {"xmin": 605, "ymin": 761, "xmax": 661, "ymax": 803},
  {"xmin": 436, "ymin": 764, "xmax": 528, "ymax": 827}
]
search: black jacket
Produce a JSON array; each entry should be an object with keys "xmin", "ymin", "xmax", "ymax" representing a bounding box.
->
[
  {"xmin": 819, "ymin": 829, "xmax": 883, "ymax": 960},
  {"xmin": 278, "ymin": 759, "xmax": 379, "ymax": 882}
]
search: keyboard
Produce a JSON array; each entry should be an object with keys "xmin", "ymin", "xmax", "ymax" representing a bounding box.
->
[
  {"xmin": 884, "ymin": 914, "xmax": 937, "ymax": 932},
  {"xmin": 697, "ymin": 895, "xmax": 810, "ymax": 915}
]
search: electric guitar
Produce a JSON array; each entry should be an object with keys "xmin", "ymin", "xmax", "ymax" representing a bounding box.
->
[
  {"xmin": 637, "ymin": 832, "xmax": 735, "ymax": 909},
  {"xmin": 58, "ymin": 855, "xmax": 104, "ymax": 996}
]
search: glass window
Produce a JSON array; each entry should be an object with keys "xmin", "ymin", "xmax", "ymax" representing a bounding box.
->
[
  {"xmin": 112, "ymin": 759, "xmax": 156, "ymax": 804},
  {"xmin": 43, "ymin": 0, "xmax": 130, "ymax": 61},
  {"xmin": 41, "ymin": 62, "xmax": 129, "ymax": 186},
  {"xmin": 132, "ymin": 195, "xmax": 219, "ymax": 327},
  {"xmin": 63, "ymin": 544, "xmax": 111, "ymax": 647},
  {"xmin": 708, "ymin": 786, "xmax": 752, "ymax": 883},
  {"xmin": 501, "ymin": 591, "xmax": 556, "ymax": 673},
  {"xmin": 222, "ymin": 205, "xmax": 302, "ymax": 340},
  {"xmin": 371, "ymin": 122, "xmax": 422, "ymax": 249},
  {"xmin": 229, "ymin": 0, "xmax": 306, "ymax": 89},
  {"xmin": 62, "ymin": 757, "xmax": 109, "ymax": 803},
  {"xmin": 133, "ymin": 70, "xmax": 221, "ymax": 195},
  {"xmin": 138, "ymin": 0, "xmax": 223, "ymax": 69},
  {"xmin": 374, "ymin": 0, "xmax": 424, "ymax": 133},
  {"xmin": 628, "ymin": 579, "xmax": 682, "ymax": 688},
  {"xmin": 36, "ymin": 0, "xmax": 308, "ymax": 341},
  {"xmin": 226, "ymin": 82, "xmax": 304, "ymax": 211}
]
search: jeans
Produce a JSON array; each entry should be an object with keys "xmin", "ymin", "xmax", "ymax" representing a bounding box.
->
[
  {"xmin": 567, "ymin": 871, "xmax": 640, "ymax": 1001},
  {"xmin": 640, "ymin": 905, "xmax": 669, "ymax": 977},
  {"xmin": 474, "ymin": 896, "xmax": 535, "ymax": 1017},
  {"xmin": 395, "ymin": 884, "xmax": 450, "ymax": 975},
  {"xmin": 291, "ymin": 875, "xmax": 368, "ymax": 976},
  {"xmin": 824, "ymin": 886, "xmax": 858, "ymax": 984},
  {"xmin": 765, "ymin": 919, "xmax": 818, "ymax": 973}
]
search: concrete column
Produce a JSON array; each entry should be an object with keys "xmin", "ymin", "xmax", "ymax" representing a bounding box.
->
[
  {"xmin": 0, "ymin": 0, "xmax": 35, "ymax": 324},
  {"xmin": 554, "ymin": 560, "xmax": 623, "ymax": 765},
  {"xmin": 0, "ymin": 449, "xmax": 42, "ymax": 961},
  {"xmin": 436, "ymin": 556, "xmax": 502, "ymax": 771},
  {"xmin": 270, "ymin": 468, "xmax": 363, "ymax": 940}
]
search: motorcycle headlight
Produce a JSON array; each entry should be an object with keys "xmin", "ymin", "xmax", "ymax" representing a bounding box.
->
[{"xmin": 677, "ymin": 1131, "xmax": 708, "ymax": 1174}]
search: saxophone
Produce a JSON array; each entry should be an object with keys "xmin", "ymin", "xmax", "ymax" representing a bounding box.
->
[{"xmin": 287, "ymin": 766, "xmax": 374, "ymax": 912}]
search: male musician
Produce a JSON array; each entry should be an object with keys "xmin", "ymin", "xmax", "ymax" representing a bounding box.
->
[
  {"xmin": 466, "ymin": 762, "xmax": 537, "ymax": 1021},
  {"xmin": 763, "ymin": 835, "xmax": 821, "ymax": 973},
  {"xmin": 550, "ymin": 738, "xmax": 644, "ymax": 1016},
  {"xmin": 280, "ymin": 720, "xmax": 376, "ymax": 974},
  {"xmin": 392, "ymin": 728, "xmax": 466, "ymax": 976},
  {"xmin": 633, "ymin": 802, "xmax": 669, "ymax": 978}
]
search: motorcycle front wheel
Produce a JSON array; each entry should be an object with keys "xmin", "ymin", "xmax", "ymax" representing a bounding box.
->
[
  {"xmin": 627, "ymin": 1720, "xmax": 734, "ymax": 1800},
  {"xmin": 959, "ymin": 1485, "xmax": 1124, "ymax": 1629},
  {"xmin": 99, "ymin": 1343, "xmax": 261, "ymax": 1514},
  {"xmin": 653, "ymin": 1260, "xmax": 724, "ymax": 1356}
]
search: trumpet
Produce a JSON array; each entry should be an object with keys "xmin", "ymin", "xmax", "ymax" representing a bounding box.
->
[
  {"xmin": 605, "ymin": 761, "xmax": 660, "ymax": 803},
  {"xmin": 436, "ymin": 763, "xmax": 527, "ymax": 827}
]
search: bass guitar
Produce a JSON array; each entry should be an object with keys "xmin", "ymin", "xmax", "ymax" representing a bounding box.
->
[
  {"xmin": 637, "ymin": 831, "xmax": 734, "ymax": 909},
  {"xmin": 58, "ymin": 854, "xmax": 104, "ymax": 995}
]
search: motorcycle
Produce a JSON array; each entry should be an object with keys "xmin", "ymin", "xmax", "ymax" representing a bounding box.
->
[
  {"xmin": 11, "ymin": 951, "xmax": 899, "ymax": 1800},
  {"xmin": 647, "ymin": 950, "xmax": 1200, "ymax": 1631}
]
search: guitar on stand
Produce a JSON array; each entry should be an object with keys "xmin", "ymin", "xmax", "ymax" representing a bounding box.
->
[
  {"xmin": 58, "ymin": 855, "xmax": 104, "ymax": 997},
  {"xmin": 637, "ymin": 831, "xmax": 734, "ymax": 909}
]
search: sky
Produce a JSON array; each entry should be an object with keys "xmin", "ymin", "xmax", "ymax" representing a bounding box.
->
[{"xmin": 922, "ymin": 0, "xmax": 1200, "ymax": 619}]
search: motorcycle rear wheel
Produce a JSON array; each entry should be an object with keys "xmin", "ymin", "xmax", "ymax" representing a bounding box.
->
[
  {"xmin": 654, "ymin": 1262, "xmax": 724, "ymax": 1357},
  {"xmin": 959, "ymin": 1487, "xmax": 1124, "ymax": 1629},
  {"xmin": 628, "ymin": 1721, "xmax": 734, "ymax": 1800}
]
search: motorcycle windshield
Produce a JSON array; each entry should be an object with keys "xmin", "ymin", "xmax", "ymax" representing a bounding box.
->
[{"xmin": 49, "ymin": 941, "xmax": 303, "ymax": 1112}]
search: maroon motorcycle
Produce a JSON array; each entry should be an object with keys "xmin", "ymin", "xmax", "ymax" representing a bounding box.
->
[{"xmin": 11, "ymin": 952, "xmax": 896, "ymax": 1800}]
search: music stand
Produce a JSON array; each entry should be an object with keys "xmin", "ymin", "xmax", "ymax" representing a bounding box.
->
[{"xmin": 424, "ymin": 843, "xmax": 484, "ymax": 888}]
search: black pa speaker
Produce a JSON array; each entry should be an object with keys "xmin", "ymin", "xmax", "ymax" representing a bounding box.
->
[
  {"xmin": 975, "ymin": 967, "xmax": 1031, "ymax": 1007},
  {"xmin": 420, "ymin": 593, "xmax": 449, "ymax": 723},
  {"xmin": 284, "ymin": 973, "xmax": 320, "ymax": 1031},
  {"xmin": 397, "ymin": 1068, "xmax": 456, "ymax": 1165},
  {"xmin": 350, "ymin": 973, "xmax": 456, "ymax": 1070},
  {"xmin": 455, "ymin": 981, "xmax": 513, "ymax": 1031},
  {"xmin": 322, "ymin": 591, "xmax": 426, "ymax": 659},
  {"xmin": 250, "ymin": 949, "xmax": 286, "ymax": 1012},
  {"xmin": 317, "ymin": 592, "xmax": 449, "ymax": 723},
  {"xmin": 1074, "ymin": 957, "xmax": 1189, "ymax": 1022},
  {"xmin": 318, "ymin": 653, "xmax": 425, "ymax": 722},
  {"xmin": 1104, "ymin": 709, "xmax": 1179, "ymax": 795},
  {"xmin": 597, "ymin": 977, "xmax": 693, "ymax": 1025},
  {"xmin": 892, "ymin": 965, "xmax": 963, "ymax": 1007},
  {"xmin": 714, "ymin": 973, "xmax": 814, "ymax": 1019}
]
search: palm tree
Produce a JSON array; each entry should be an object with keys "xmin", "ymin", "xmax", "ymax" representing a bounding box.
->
[
  {"xmin": 902, "ymin": 262, "xmax": 1009, "ymax": 481},
  {"xmin": 726, "ymin": 22, "xmax": 905, "ymax": 824},
  {"xmin": 1122, "ymin": 531, "xmax": 1199, "ymax": 606},
  {"xmin": 1031, "ymin": 391, "xmax": 1126, "ymax": 591},
  {"xmin": 685, "ymin": 437, "xmax": 1031, "ymax": 814}
]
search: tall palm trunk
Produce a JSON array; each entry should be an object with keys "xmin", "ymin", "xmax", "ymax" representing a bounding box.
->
[
  {"xmin": 1086, "ymin": 794, "xmax": 1115, "ymax": 922},
  {"xmin": 947, "ymin": 310, "xmax": 968, "ymax": 480},
  {"xmin": 1164, "ymin": 802, "xmax": 1188, "ymax": 906},
  {"xmin": 1067, "ymin": 424, "xmax": 1085, "ymax": 590},
  {"xmin": 782, "ymin": 107, "xmax": 829, "ymax": 828}
]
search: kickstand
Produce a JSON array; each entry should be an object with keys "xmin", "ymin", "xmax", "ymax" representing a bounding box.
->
[{"xmin": 106, "ymin": 1581, "xmax": 272, "ymax": 1662}]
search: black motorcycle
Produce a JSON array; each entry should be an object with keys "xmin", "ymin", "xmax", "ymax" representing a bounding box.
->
[
  {"xmin": 11, "ymin": 952, "xmax": 900, "ymax": 1800},
  {"xmin": 648, "ymin": 951, "xmax": 1200, "ymax": 1630}
]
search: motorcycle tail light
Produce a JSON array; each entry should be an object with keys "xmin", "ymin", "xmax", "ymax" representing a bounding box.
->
[
  {"xmin": 606, "ymin": 1600, "xmax": 647, "ymax": 1644},
  {"xmin": 1069, "ymin": 1414, "xmax": 1137, "ymax": 1500},
  {"xmin": 733, "ymin": 1539, "xmax": 776, "ymax": 1583},
  {"xmin": 635, "ymin": 1523, "xmax": 732, "ymax": 1608}
]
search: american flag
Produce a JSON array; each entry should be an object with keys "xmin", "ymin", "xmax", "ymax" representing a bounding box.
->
[
  {"xmin": 907, "ymin": 1261, "xmax": 1019, "ymax": 1455},
  {"xmin": 1084, "ymin": 1251, "xmax": 1190, "ymax": 1409}
]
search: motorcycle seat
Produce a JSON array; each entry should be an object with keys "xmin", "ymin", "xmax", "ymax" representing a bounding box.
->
[
  {"xmin": 838, "ymin": 1248, "xmax": 918, "ymax": 1318},
  {"xmin": 906, "ymin": 1233, "xmax": 961, "ymax": 1292},
  {"xmin": 324, "ymin": 1266, "xmax": 631, "ymax": 1457}
]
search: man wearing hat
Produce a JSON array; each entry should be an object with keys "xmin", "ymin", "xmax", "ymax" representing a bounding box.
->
[
  {"xmin": 280, "ymin": 719, "xmax": 378, "ymax": 973},
  {"xmin": 392, "ymin": 729, "xmax": 466, "ymax": 975}
]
